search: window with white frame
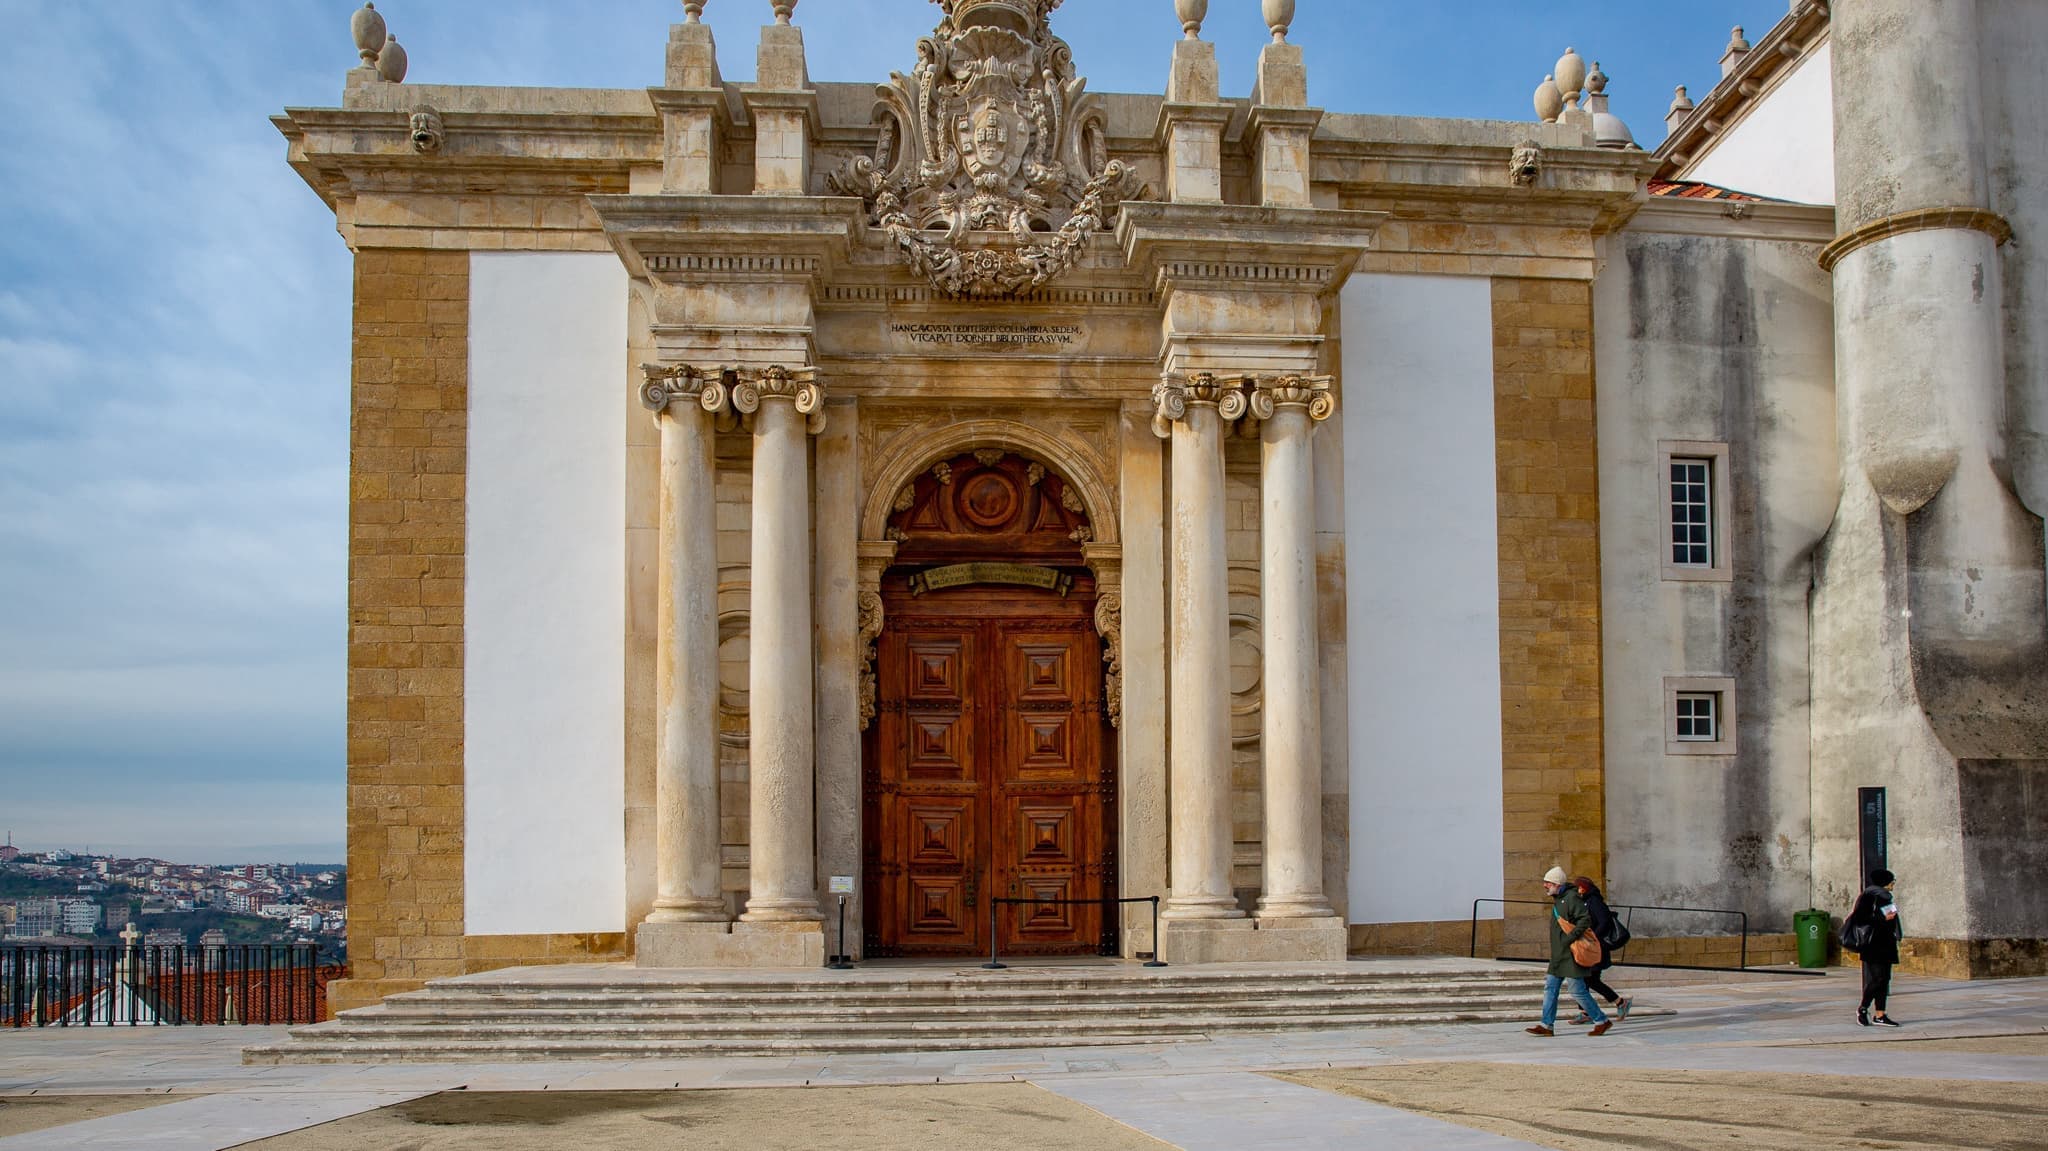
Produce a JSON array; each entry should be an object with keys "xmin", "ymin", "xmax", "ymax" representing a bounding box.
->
[
  {"xmin": 1665, "ymin": 676, "xmax": 1736, "ymax": 755},
  {"xmin": 1670, "ymin": 458, "xmax": 1713, "ymax": 567},
  {"xmin": 1659, "ymin": 442, "xmax": 1732, "ymax": 581},
  {"xmin": 1674, "ymin": 692, "xmax": 1720, "ymax": 742}
]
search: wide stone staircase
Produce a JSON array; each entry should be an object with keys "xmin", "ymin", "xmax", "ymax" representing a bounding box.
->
[{"xmin": 245, "ymin": 959, "xmax": 1545, "ymax": 1064}]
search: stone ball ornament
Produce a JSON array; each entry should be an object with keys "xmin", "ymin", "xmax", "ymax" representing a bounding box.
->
[
  {"xmin": 1175, "ymin": 0, "xmax": 1207, "ymax": 39},
  {"xmin": 772, "ymin": 0, "xmax": 796, "ymax": 24},
  {"xmin": 684, "ymin": 1, "xmax": 706, "ymax": 21},
  {"xmin": 351, "ymin": 2, "xmax": 387, "ymax": 67},
  {"xmin": 1554, "ymin": 47, "xmax": 1587, "ymax": 100},
  {"xmin": 1263, "ymin": 0, "xmax": 1294, "ymax": 42},
  {"xmin": 377, "ymin": 35, "xmax": 408, "ymax": 83},
  {"xmin": 1534, "ymin": 75, "xmax": 1563, "ymax": 123}
]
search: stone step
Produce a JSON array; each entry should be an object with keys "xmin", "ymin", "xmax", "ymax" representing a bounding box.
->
[
  {"xmin": 362, "ymin": 991, "xmax": 1537, "ymax": 1024},
  {"xmin": 372, "ymin": 979, "xmax": 1532, "ymax": 1013},
  {"xmin": 316, "ymin": 1002, "xmax": 1538, "ymax": 1037},
  {"xmin": 245, "ymin": 1008, "xmax": 1536, "ymax": 1064},
  {"xmin": 246, "ymin": 961, "xmax": 1557, "ymax": 1064}
]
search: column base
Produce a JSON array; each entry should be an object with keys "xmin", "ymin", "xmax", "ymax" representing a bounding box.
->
[
  {"xmin": 1159, "ymin": 895, "xmax": 1246, "ymax": 920},
  {"xmin": 635, "ymin": 920, "xmax": 825, "ymax": 968},
  {"xmin": 1161, "ymin": 916, "xmax": 1347, "ymax": 964},
  {"xmin": 645, "ymin": 900, "xmax": 731, "ymax": 924},
  {"xmin": 1255, "ymin": 895, "xmax": 1338, "ymax": 920}
]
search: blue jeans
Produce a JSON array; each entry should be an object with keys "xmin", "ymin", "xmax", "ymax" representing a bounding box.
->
[{"xmin": 1542, "ymin": 974, "xmax": 1608, "ymax": 1027}]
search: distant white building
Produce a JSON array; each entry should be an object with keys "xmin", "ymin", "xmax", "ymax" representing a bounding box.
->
[
  {"xmin": 55, "ymin": 899, "xmax": 102, "ymax": 935},
  {"xmin": 7, "ymin": 899, "xmax": 58, "ymax": 939}
]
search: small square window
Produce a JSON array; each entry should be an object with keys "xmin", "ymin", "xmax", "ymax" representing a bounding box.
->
[
  {"xmin": 1660, "ymin": 442, "xmax": 1732, "ymax": 582},
  {"xmin": 1674, "ymin": 693, "xmax": 1719, "ymax": 741},
  {"xmin": 1665, "ymin": 676, "xmax": 1736, "ymax": 756}
]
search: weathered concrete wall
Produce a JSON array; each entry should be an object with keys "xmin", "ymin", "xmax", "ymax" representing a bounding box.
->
[
  {"xmin": 1815, "ymin": 0, "xmax": 2048, "ymax": 973},
  {"xmin": 1593, "ymin": 213, "xmax": 1836, "ymax": 931},
  {"xmin": 1982, "ymin": 0, "xmax": 2048, "ymax": 532},
  {"xmin": 1685, "ymin": 41, "xmax": 1836, "ymax": 206}
]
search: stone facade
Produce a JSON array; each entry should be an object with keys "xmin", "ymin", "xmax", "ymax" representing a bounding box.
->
[{"xmin": 280, "ymin": 0, "xmax": 2048, "ymax": 1009}]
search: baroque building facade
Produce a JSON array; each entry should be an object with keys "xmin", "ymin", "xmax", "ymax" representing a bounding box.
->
[{"xmin": 279, "ymin": 0, "xmax": 2048, "ymax": 1015}]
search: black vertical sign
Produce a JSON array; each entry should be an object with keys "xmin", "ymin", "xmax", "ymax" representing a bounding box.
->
[{"xmin": 1858, "ymin": 787, "xmax": 1888, "ymax": 885}]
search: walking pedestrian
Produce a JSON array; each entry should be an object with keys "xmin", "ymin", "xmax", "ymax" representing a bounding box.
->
[
  {"xmin": 1525, "ymin": 865, "xmax": 1612, "ymax": 1037},
  {"xmin": 1568, "ymin": 876, "xmax": 1632, "ymax": 1024},
  {"xmin": 1844, "ymin": 868, "xmax": 1903, "ymax": 1027}
]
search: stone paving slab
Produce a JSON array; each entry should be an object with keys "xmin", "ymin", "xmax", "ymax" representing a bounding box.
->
[
  {"xmin": 0, "ymin": 1090, "xmax": 440, "ymax": 1151},
  {"xmin": 1044, "ymin": 1071, "xmax": 1550, "ymax": 1150},
  {"xmin": 0, "ymin": 973, "xmax": 2043, "ymax": 1148}
]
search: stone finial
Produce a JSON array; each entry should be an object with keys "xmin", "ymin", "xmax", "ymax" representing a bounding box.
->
[
  {"xmin": 1721, "ymin": 25, "xmax": 1751, "ymax": 77},
  {"xmin": 1667, "ymin": 84, "xmax": 1695, "ymax": 132},
  {"xmin": 1534, "ymin": 75, "xmax": 1564, "ymax": 123},
  {"xmin": 1176, "ymin": 0, "xmax": 1207, "ymax": 40},
  {"xmin": 1262, "ymin": 0, "xmax": 1293, "ymax": 43},
  {"xmin": 772, "ymin": 0, "xmax": 796, "ymax": 24},
  {"xmin": 685, "ymin": 0, "xmax": 705, "ymax": 21},
  {"xmin": 1586, "ymin": 61, "xmax": 1607, "ymax": 96},
  {"xmin": 377, "ymin": 34, "xmax": 408, "ymax": 83},
  {"xmin": 350, "ymin": 2, "xmax": 387, "ymax": 68},
  {"xmin": 1553, "ymin": 47, "xmax": 1587, "ymax": 102}
]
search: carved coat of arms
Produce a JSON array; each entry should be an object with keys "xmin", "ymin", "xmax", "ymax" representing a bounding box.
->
[{"xmin": 829, "ymin": 0, "xmax": 1142, "ymax": 297}]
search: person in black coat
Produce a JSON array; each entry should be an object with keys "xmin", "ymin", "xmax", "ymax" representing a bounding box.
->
[
  {"xmin": 1847, "ymin": 868, "xmax": 1904, "ymax": 1027},
  {"xmin": 1569, "ymin": 876, "xmax": 1632, "ymax": 1022}
]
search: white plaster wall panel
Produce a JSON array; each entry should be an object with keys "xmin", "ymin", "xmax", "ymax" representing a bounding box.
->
[
  {"xmin": 465, "ymin": 252, "xmax": 628, "ymax": 936},
  {"xmin": 1685, "ymin": 42, "xmax": 1836, "ymax": 205},
  {"xmin": 1339, "ymin": 274, "xmax": 1505, "ymax": 926}
]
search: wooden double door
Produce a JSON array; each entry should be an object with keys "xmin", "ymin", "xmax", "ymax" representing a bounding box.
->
[{"xmin": 863, "ymin": 579, "xmax": 1113, "ymax": 958}]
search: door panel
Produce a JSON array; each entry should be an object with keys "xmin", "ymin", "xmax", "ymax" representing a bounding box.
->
[{"xmin": 865, "ymin": 589, "xmax": 1110, "ymax": 958}]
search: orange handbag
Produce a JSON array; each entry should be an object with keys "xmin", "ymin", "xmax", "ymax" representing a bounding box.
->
[{"xmin": 1559, "ymin": 915, "xmax": 1603, "ymax": 967}]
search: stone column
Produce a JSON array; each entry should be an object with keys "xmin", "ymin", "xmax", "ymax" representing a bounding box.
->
[
  {"xmin": 735, "ymin": 366, "xmax": 826, "ymax": 924},
  {"xmin": 1250, "ymin": 375, "xmax": 1339, "ymax": 922},
  {"xmin": 1154, "ymin": 374, "xmax": 1247, "ymax": 922},
  {"xmin": 642, "ymin": 366, "xmax": 730, "ymax": 925}
]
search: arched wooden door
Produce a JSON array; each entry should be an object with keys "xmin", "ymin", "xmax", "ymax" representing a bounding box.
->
[{"xmin": 863, "ymin": 451, "xmax": 1116, "ymax": 958}]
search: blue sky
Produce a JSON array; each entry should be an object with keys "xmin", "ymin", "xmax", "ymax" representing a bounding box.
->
[{"xmin": 0, "ymin": 0, "xmax": 1788, "ymax": 863}]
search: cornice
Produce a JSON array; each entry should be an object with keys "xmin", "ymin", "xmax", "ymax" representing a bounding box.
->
[
  {"xmin": 1657, "ymin": 1, "xmax": 1832, "ymax": 179},
  {"xmin": 590, "ymin": 193, "xmax": 862, "ymax": 282},
  {"xmin": 1115, "ymin": 201, "xmax": 1385, "ymax": 294},
  {"xmin": 273, "ymin": 107, "xmax": 658, "ymax": 208},
  {"xmin": 1626, "ymin": 195, "xmax": 1836, "ymax": 244}
]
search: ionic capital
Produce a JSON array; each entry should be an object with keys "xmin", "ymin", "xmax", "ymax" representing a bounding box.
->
[
  {"xmin": 1152, "ymin": 372, "xmax": 1249, "ymax": 439},
  {"xmin": 1247, "ymin": 374, "xmax": 1336, "ymax": 422},
  {"xmin": 640, "ymin": 363, "xmax": 732, "ymax": 418},
  {"xmin": 731, "ymin": 365, "xmax": 827, "ymax": 435}
]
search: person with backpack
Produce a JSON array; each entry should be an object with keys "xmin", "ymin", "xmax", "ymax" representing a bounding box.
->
[
  {"xmin": 1525, "ymin": 866, "xmax": 1612, "ymax": 1037},
  {"xmin": 1568, "ymin": 876, "xmax": 1632, "ymax": 1023},
  {"xmin": 1841, "ymin": 868, "xmax": 1904, "ymax": 1026}
]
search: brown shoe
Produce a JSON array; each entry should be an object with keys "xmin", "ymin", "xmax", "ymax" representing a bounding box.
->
[
  {"xmin": 1524, "ymin": 1025, "xmax": 1554, "ymax": 1036},
  {"xmin": 1587, "ymin": 1021, "xmax": 1613, "ymax": 1037}
]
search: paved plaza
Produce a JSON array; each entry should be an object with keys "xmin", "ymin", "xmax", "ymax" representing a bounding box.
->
[{"xmin": 1, "ymin": 966, "xmax": 2044, "ymax": 1148}]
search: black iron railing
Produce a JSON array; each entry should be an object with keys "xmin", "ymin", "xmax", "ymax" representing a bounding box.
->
[
  {"xmin": 1469, "ymin": 897, "xmax": 1755, "ymax": 971},
  {"xmin": 2, "ymin": 944, "xmax": 340, "ymax": 1027},
  {"xmin": 984, "ymin": 896, "xmax": 1165, "ymax": 970}
]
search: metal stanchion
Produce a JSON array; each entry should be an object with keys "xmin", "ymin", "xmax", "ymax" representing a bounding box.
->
[{"xmin": 827, "ymin": 895, "xmax": 855, "ymax": 970}]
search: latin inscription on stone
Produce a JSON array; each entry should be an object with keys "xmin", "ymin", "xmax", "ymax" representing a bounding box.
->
[{"xmin": 888, "ymin": 321, "xmax": 1083, "ymax": 353}]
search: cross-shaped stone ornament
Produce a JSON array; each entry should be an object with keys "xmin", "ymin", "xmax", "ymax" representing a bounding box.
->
[{"xmin": 120, "ymin": 922, "xmax": 141, "ymax": 949}]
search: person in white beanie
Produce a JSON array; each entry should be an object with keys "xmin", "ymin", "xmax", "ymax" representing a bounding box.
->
[{"xmin": 1526, "ymin": 865, "xmax": 1612, "ymax": 1037}]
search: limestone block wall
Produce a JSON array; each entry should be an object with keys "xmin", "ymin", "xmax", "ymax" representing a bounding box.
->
[
  {"xmin": 333, "ymin": 250, "xmax": 474, "ymax": 1015},
  {"xmin": 1490, "ymin": 277, "xmax": 1607, "ymax": 953}
]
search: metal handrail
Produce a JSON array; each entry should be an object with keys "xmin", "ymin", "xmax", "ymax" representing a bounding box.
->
[
  {"xmin": 1469, "ymin": 897, "xmax": 1753, "ymax": 970},
  {"xmin": 3, "ymin": 943, "xmax": 336, "ymax": 1027},
  {"xmin": 984, "ymin": 895, "xmax": 1165, "ymax": 970}
]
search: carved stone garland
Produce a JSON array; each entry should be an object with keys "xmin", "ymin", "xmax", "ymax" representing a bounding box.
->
[
  {"xmin": 827, "ymin": 0, "xmax": 1142, "ymax": 298},
  {"xmin": 1093, "ymin": 590, "xmax": 1123, "ymax": 728}
]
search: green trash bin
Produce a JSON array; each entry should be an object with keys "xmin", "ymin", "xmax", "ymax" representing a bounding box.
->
[{"xmin": 1794, "ymin": 908, "xmax": 1831, "ymax": 968}]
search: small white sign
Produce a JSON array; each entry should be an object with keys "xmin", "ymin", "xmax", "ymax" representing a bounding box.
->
[{"xmin": 829, "ymin": 875, "xmax": 855, "ymax": 895}]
